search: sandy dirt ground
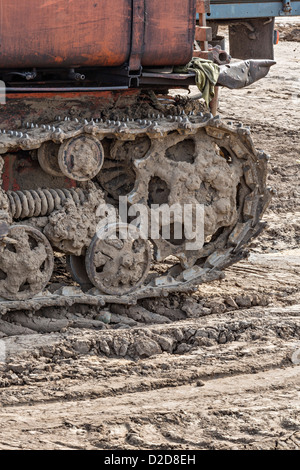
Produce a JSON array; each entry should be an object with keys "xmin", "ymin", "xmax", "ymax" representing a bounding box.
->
[{"xmin": 0, "ymin": 21, "xmax": 299, "ymax": 450}]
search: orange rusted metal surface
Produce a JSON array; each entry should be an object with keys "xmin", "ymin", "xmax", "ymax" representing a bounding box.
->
[
  {"xmin": 0, "ymin": 0, "xmax": 132, "ymax": 68},
  {"xmin": 142, "ymin": 0, "xmax": 196, "ymax": 67},
  {"xmin": 0, "ymin": 0, "xmax": 196, "ymax": 69},
  {"xmin": 5, "ymin": 90, "xmax": 139, "ymax": 100}
]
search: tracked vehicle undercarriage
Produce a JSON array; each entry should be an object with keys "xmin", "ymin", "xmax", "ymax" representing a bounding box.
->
[
  {"xmin": 0, "ymin": 0, "xmax": 274, "ymax": 315},
  {"xmin": 0, "ymin": 91, "xmax": 272, "ymax": 314}
]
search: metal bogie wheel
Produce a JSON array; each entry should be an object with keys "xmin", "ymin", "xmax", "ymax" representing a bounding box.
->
[
  {"xmin": 66, "ymin": 254, "xmax": 93, "ymax": 290},
  {"xmin": 0, "ymin": 225, "xmax": 54, "ymax": 300},
  {"xmin": 37, "ymin": 141, "xmax": 64, "ymax": 177},
  {"xmin": 58, "ymin": 134, "xmax": 105, "ymax": 181},
  {"xmin": 85, "ymin": 223, "xmax": 151, "ymax": 296}
]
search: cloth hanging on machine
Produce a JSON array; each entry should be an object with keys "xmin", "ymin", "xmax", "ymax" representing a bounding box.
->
[{"xmin": 174, "ymin": 58, "xmax": 220, "ymax": 106}]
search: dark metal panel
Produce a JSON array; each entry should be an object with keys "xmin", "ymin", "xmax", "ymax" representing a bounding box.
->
[
  {"xmin": 129, "ymin": 0, "xmax": 146, "ymax": 71},
  {"xmin": 229, "ymin": 17, "xmax": 275, "ymax": 59}
]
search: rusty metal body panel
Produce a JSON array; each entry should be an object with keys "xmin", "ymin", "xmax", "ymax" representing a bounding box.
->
[
  {"xmin": 0, "ymin": 0, "xmax": 132, "ymax": 68},
  {"xmin": 142, "ymin": 0, "xmax": 196, "ymax": 67},
  {"xmin": 0, "ymin": 0, "xmax": 196, "ymax": 70}
]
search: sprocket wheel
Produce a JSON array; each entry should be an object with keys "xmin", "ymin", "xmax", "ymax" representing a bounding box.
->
[
  {"xmin": 127, "ymin": 122, "xmax": 270, "ymax": 269},
  {"xmin": 0, "ymin": 225, "xmax": 54, "ymax": 300},
  {"xmin": 93, "ymin": 119, "xmax": 270, "ymax": 276}
]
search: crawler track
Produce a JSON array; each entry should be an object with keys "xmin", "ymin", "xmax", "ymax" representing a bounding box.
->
[{"xmin": 0, "ymin": 112, "xmax": 271, "ymax": 314}]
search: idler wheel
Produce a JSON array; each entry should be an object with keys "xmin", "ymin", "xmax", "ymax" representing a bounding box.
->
[
  {"xmin": 58, "ymin": 134, "xmax": 104, "ymax": 181},
  {"xmin": 38, "ymin": 141, "xmax": 63, "ymax": 177}
]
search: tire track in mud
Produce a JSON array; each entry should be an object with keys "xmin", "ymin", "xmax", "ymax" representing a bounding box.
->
[
  {"xmin": 0, "ymin": 363, "xmax": 299, "ymax": 450},
  {"xmin": 1, "ymin": 302, "xmax": 299, "ymax": 390}
]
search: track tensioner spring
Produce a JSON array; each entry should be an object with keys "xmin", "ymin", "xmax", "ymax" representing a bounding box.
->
[{"xmin": 7, "ymin": 188, "xmax": 86, "ymax": 220}]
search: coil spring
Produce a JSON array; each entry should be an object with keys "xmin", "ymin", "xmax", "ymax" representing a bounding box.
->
[{"xmin": 7, "ymin": 188, "xmax": 87, "ymax": 220}]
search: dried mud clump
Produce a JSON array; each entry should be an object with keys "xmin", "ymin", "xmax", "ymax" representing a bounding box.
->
[
  {"xmin": 44, "ymin": 183, "xmax": 105, "ymax": 256},
  {"xmin": 278, "ymin": 25, "xmax": 300, "ymax": 42}
]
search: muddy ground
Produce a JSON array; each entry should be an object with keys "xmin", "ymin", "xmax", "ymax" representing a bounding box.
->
[
  {"xmin": 277, "ymin": 19, "xmax": 300, "ymax": 42},
  {"xmin": 0, "ymin": 22, "xmax": 299, "ymax": 450}
]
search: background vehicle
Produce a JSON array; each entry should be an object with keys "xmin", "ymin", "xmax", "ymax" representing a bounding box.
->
[{"xmin": 207, "ymin": 0, "xmax": 300, "ymax": 58}]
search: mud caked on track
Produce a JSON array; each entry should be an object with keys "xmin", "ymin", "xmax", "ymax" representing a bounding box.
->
[{"xmin": 0, "ymin": 28, "xmax": 299, "ymax": 450}]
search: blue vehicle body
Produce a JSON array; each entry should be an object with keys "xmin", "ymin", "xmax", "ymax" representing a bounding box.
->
[
  {"xmin": 208, "ymin": 1, "xmax": 300, "ymax": 19},
  {"xmin": 201, "ymin": 1, "xmax": 300, "ymax": 59}
]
